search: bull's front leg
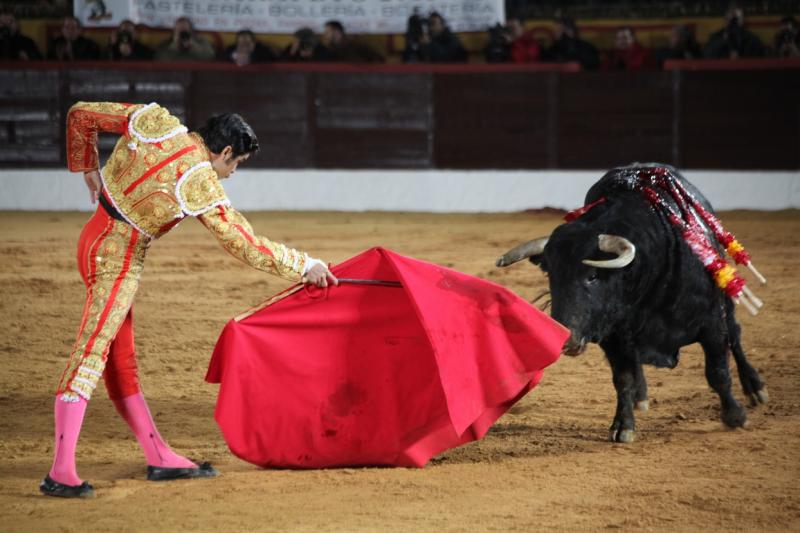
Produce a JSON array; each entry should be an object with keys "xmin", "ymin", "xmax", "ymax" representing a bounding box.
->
[
  {"xmin": 602, "ymin": 342, "xmax": 637, "ymax": 443},
  {"xmin": 634, "ymin": 359, "xmax": 649, "ymax": 412}
]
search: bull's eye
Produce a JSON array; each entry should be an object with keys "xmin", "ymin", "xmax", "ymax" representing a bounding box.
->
[{"xmin": 585, "ymin": 272, "xmax": 599, "ymax": 285}]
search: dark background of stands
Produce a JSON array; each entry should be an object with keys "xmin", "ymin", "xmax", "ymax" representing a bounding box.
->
[
  {"xmin": 507, "ymin": 0, "xmax": 800, "ymax": 18},
  {"xmin": 1, "ymin": 62, "xmax": 797, "ymax": 171}
]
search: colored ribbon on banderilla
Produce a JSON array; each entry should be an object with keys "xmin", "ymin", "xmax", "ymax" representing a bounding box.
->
[
  {"xmin": 565, "ymin": 167, "xmax": 767, "ymax": 316},
  {"xmin": 637, "ymin": 167, "xmax": 766, "ymax": 316}
]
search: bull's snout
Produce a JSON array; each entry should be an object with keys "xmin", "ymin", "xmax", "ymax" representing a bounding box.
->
[{"xmin": 562, "ymin": 334, "xmax": 587, "ymax": 356}]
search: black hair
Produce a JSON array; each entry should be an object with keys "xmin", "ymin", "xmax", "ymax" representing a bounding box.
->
[
  {"xmin": 237, "ymin": 29, "xmax": 256, "ymax": 40},
  {"xmin": 555, "ymin": 16, "xmax": 577, "ymax": 35},
  {"xmin": 294, "ymin": 27, "xmax": 314, "ymax": 39},
  {"xmin": 196, "ymin": 113, "xmax": 259, "ymax": 157},
  {"xmin": 64, "ymin": 15, "xmax": 82, "ymax": 28},
  {"xmin": 325, "ymin": 20, "xmax": 345, "ymax": 35},
  {"xmin": 175, "ymin": 16, "xmax": 194, "ymax": 31}
]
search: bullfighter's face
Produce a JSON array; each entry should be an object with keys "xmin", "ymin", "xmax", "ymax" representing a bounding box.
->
[{"xmin": 210, "ymin": 146, "xmax": 250, "ymax": 179}]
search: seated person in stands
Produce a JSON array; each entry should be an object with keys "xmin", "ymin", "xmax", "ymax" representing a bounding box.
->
[
  {"xmin": 774, "ymin": 16, "xmax": 800, "ymax": 57},
  {"xmin": 0, "ymin": 11, "xmax": 42, "ymax": 60},
  {"xmin": 656, "ymin": 24, "xmax": 702, "ymax": 66},
  {"xmin": 483, "ymin": 18, "xmax": 540, "ymax": 63},
  {"xmin": 403, "ymin": 11, "xmax": 467, "ymax": 63},
  {"xmin": 224, "ymin": 29, "xmax": 275, "ymax": 65},
  {"xmin": 544, "ymin": 16, "xmax": 599, "ymax": 70},
  {"xmin": 155, "ymin": 16, "xmax": 215, "ymax": 61},
  {"xmin": 279, "ymin": 27, "xmax": 326, "ymax": 61},
  {"xmin": 48, "ymin": 16, "xmax": 101, "ymax": 61},
  {"xmin": 107, "ymin": 20, "xmax": 153, "ymax": 61},
  {"xmin": 604, "ymin": 26, "xmax": 654, "ymax": 70},
  {"xmin": 507, "ymin": 18, "xmax": 541, "ymax": 63},
  {"xmin": 316, "ymin": 20, "xmax": 383, "ymax": 63},
  {"xmin": 704, "ymin": 4, "xmax": 765, "ymax": 59},
  {"xmin": 483, "ymin": 22, "xmax": 513, "ymax": 63}
]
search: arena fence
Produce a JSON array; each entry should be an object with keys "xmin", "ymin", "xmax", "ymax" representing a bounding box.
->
[
  {"xmin": 1, "ymin": 60, "xmax": 798, "ymax": 172},
  {"xmin": 2, "ymin": 168, "xmax": 798, "ymax": 212}
]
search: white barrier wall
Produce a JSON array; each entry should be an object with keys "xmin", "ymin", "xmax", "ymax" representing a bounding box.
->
[{"xmin": 1, "ymin": 169, "xmax": 798, "ymax": 212}]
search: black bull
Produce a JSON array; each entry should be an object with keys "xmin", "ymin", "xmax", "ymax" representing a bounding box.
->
[{"xmin": 496, "ymin": 164, "xmax": 768, "ymax": 443}]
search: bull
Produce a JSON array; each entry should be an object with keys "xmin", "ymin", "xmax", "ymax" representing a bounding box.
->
[{"xmin": 496, "ymin": 163, "xmax": 768, "ymax": 443}]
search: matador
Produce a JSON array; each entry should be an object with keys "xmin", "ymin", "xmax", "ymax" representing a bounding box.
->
[{"xmin": 41, "ymin": 102, "xmax": 337, "ymax": 498}]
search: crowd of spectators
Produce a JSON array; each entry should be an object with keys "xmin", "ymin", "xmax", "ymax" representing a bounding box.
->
[
  {"xmin": 484, "ymin": 5, "xmax": 799, "ymax": 69},
  {"xmin": 0, "ymin": 12, "xmax": 386, "ymax": 64},
  {"xmin": 403, "ymin": 11, "xmax": 468, "ymax": 63},
  {"xmin": 1, "ymin": 6, "xmax": 798, "ymax": 67}
]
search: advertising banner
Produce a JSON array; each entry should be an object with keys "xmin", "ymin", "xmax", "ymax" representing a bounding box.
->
[{"xmin": 75, "ymin": 0, "xmax": 505, "ymax": 34}]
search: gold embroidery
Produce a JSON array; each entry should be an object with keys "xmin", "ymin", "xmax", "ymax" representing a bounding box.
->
[
  {"xmin": 57, "ymin": 219, "xmax": 150, "ymax": 401},
  {"xmin": 177, "ymin": 166, "xmax": 227, "ymax": 215},
  {"xmin": 66, "ymin": 102, "xmax": 141, "ymax": 172},
  {"xmin": 130, "ymin": 104, "xmax": 183, "ymax": 140},
  {"xmin": 197, "ymin": 206, "xmax": 308, "ymax": 281},
  {"xmin": 100, "ymin": 105, "xmax": 208, "ymax": 238}
]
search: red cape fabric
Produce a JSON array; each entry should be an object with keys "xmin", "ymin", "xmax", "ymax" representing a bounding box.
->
[{"xmin": 206, "ymin": 248, "xmax": 569, "ymax": 468}]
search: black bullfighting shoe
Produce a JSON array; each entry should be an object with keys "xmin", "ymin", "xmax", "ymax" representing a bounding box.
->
[
  {"xmin": 39, "ymin": 475, "xmax": 94, "ymax": 498},
  {"xmin": 146, "ymin": 461, "xmax": 218, "ymax": 481}
]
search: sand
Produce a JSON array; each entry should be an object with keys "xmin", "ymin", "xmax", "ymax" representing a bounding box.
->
[{"xmin": 1, "ymin": 209, "xmax": 798, "ymax": 532}]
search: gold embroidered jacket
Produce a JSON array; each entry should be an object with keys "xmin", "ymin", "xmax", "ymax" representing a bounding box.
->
[{"xmin": 67, "ymin": 101, "xmax": 308, "ymax": 280}]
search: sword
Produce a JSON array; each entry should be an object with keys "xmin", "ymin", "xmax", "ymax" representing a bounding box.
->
[
  {"xmin": 235, "ymin": 278, "xmax": 403, "ymax": 321},
  {"xmin": 337, "ymin": 278, "xmax": 403, "ymax": 288}
]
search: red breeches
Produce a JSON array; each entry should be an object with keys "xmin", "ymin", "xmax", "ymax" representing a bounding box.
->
[{"xmin": 57, "ymin": 206, "xmax": 150, "ymax": 402}]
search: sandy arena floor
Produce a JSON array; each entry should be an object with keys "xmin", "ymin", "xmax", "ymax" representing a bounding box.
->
[{"xmin": 0, "ymin": 209, "xmax": 798, "ymax": 532}]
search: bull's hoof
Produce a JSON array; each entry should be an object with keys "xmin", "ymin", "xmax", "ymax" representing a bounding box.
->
[
  {"xmin": 721, "ymin": 404, "xmax": 748, "ymax": 429},
  {"xmin": 609, "ymin": 427, "xmax": 636, "ymax": 443},
  {"xmin": 748, "ymin": 387, "xmax": 769, "ymax": 407},
  {"xmin": 635, "ymin": 400, "xmax": 649, "ymax": 412}
]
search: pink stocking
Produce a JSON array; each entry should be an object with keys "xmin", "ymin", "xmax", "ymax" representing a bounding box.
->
[
  {"xmin": 113, "ymin": 392, "xmax": 196, "ymax": 469},
  {"xmin": 49, "ymin": 396, "xmax": 88, "ymax": 486}
]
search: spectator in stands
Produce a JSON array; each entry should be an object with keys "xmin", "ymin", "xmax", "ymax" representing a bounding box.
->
[
  {"xmin": 483, "ymin": 18, "xmax": 541, "ymax": 63},
  {"xmin": 656, "ymin": 24, "xmax": 702, "ymax": 66},
  {"xmin": 507, "ymin": 18, "xmax": 541, "ymax": 63},
  {"xmin": 107, "ymin": 20, "xmax": 153, "ymax": 61},
  {"xmin": 279, "ymin": 27, "xmax": 325, "ymax": 62},
  {"xmin": 316, "ymin": 20, "xmax": 383, "ymax": 63},
  {"xmin": 155, "ymin": 16, "xmax": 215, "ymax": 61},
  {"xmin": 402, "ymin": 9, "xmax": 428, "ymax": 63},
  {"xmin": 704, "ymin": 4, "xmax": 765, "ymax": 59},
  {"xmin": 604, "ymin": 26, "xmax": 655, "ymax": 70},
  {"xmin": 483, "ymin": 22, "xmax": 512, "ymax": 63},
  {"xmin": 0, "ymin": 11, "xmax": 42, "ymax": 60},
  {"xmin": 224, "ymin": 29, "xmax": 275, "ymax": 65},
  {"xmin": 545, "ymin": 16, "xmax": 599, "ymax": 70},
  {"xmin": 48, "ymin": 16, "xmax": 101, "ymax": 61},
  {"xmin": 774, "ymin": 16, "xmax": 800, "ymax": 57},
  {"xmin": 404, "ymin": 11, "xmax": 467, "ymax": 63}
]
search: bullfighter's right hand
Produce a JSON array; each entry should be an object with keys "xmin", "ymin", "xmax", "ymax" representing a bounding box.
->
[{"xmin": 302, "ymin": 262, "xmax": 339, "ymax": 288}]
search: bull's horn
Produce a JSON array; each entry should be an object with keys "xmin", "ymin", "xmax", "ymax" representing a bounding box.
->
[
  {"xmin": 496, "ymin": 237, "xmax": 549, "ymax": 267},
  {"xmin": 582, "ymin": 234, "xmax": 636, "ymax": 269}
]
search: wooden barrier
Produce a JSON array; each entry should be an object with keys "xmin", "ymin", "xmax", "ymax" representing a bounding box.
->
[{"xmin": 0, "ymin": 61, "xmax": 797, "ymax": 170}]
